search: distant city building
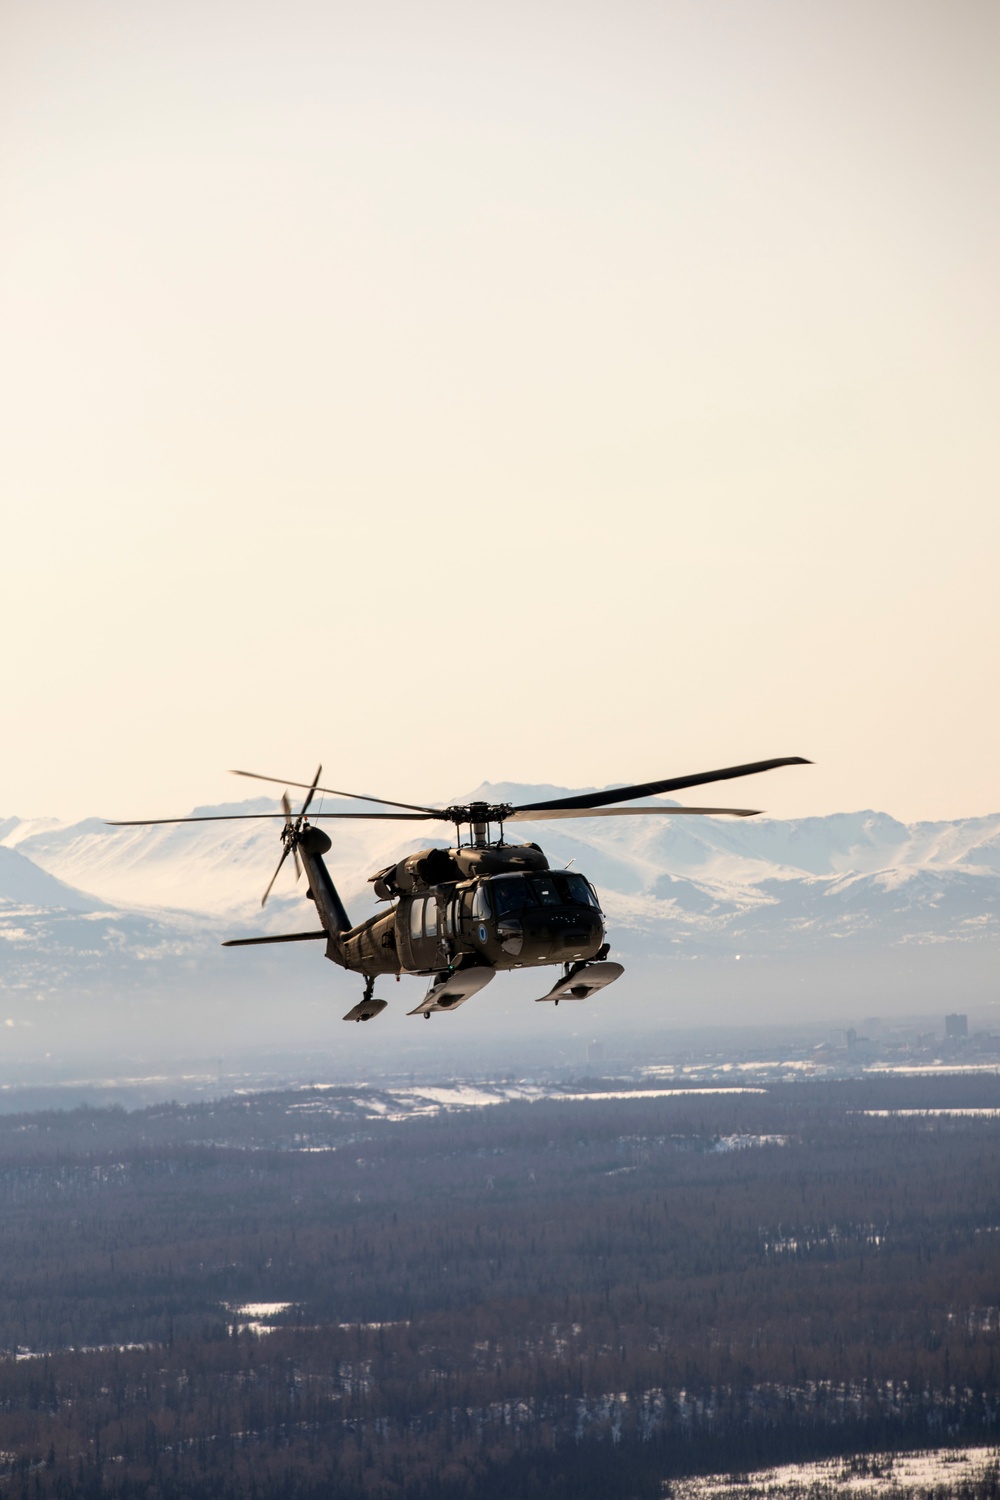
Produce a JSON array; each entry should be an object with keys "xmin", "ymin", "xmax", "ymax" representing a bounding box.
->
[
  {"xmin": 846, "ymin": 1028, "xmax": 879, "ymax": 1060},
  {"xmin": 946, "ymin": 1013, "xmax": 969, "ymax": 1039}
]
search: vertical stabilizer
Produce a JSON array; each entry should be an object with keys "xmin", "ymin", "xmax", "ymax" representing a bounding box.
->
[{"xmin": 298, "ymin": 830, "xmax": 351, "ymax": 935}]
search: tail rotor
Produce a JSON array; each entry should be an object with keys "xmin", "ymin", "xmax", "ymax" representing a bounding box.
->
[
  {"xmin": 282, "ymin": 792, "xmax": 303, "ymax": 882},
  {"xmin": 261, "ymin": 765, "xmax": 322, "ymax": 907}
]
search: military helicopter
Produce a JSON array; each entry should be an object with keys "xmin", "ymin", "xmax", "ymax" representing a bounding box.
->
[{"xmin": 110, "ymin": 757, "xmax": 809, "ymax": 1021}]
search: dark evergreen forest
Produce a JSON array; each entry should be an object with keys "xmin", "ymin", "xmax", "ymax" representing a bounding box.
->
[{"xmin": 0, "ymin": 1073, "xmax": 997, "ymax": 1497}]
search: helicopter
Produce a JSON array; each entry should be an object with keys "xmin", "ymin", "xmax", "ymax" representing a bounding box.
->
[{"xmin": 109, "ymin": 757, "xmax": 809, "ymax": 1021}]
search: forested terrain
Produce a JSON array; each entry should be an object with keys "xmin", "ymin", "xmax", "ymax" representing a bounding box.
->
[{"xmin": 0, "ymin": 1074, "xmax": 997, "ymax": 1497}]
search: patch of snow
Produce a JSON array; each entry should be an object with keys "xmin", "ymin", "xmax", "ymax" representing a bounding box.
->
[
  {"xmin": 712, "ymin": 1134, "xmax": 789, "ymax": 1152},
  {"xmin": 555, "ymin": 1088, "xmax": 767, "ymax": 1103},
  {"xmin": 227, "ymin": 1301, "xmax": 294, "ymax": 1335},
  {"xmin": 863, "ymin": 1108, "xmax": 1000, "ymax": 1118},
  {"xmin": 866, "ymin": 1062, "xmax": 1000, "ymax": 1076},
  {"xmin": 669, "ymin": 1444, "xmax": 999, "ymax": 1497}
]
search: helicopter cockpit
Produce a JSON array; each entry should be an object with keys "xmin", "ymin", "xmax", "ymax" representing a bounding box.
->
[
  {"xmin": 469, "ymin": 871, "xmax": 605, "ymax": 966},
  {"xmin": 481, "ymin": 872, "xmax": 602, "ymax": 916}
]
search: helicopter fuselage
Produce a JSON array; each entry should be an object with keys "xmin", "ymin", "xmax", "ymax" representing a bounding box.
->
[{"xmin": 297, "ymin": 829, "xmax": 607, "ymax": 979}]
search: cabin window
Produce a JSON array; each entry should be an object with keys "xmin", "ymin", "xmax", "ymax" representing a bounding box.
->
[
  {"xmin": 423, "ymin": 899, "xmax": 438, "ymax": 940},
  {"xmin": 409, "ymin": 900, "xmax": 423, "ymax": 940}
]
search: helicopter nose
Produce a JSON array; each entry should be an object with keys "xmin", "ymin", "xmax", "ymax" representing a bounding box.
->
[{"xmin": 522, "ymin": 909, "xmax": 602, "ymax": 960}]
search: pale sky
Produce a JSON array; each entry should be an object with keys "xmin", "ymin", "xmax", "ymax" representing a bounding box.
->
[{"xmin": 2, "ymin": 0, "xmax": 997, "ymax": 825}]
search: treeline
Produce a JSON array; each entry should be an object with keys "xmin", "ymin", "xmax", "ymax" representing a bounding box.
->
[{"xmin": 0, "ymin": 1077, "xmax": 996, "ymax": 1495}]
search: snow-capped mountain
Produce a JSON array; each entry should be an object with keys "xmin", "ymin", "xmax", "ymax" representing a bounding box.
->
[
  {"xmin": 7, "ymin": 786, "xmax": 1000, "ymax": 923},
  {"xmin": 0, "ymin": 785, "xmax": 997, "ymax": 1052}
]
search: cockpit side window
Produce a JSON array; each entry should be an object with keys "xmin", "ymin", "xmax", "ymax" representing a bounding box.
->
[
  {"xmin": 472, "ymin": 885, "xmax": 491, "ymax": 919},
  {"xmin": 562, "ymin": 873, "xmax": 600, "ymax": 908}
]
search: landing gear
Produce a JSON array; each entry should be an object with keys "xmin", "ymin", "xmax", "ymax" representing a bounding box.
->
[
  {"xmin": 407, "ymin": 966, "xmax": 495, "ymax": 1017},
  {"xmin": 342, "ymin": 975, "xmax": 388, "ymax": 1023},
  {"xmin": 535, "ymin": 959, "xmax": 625, "ymax": 1004}
]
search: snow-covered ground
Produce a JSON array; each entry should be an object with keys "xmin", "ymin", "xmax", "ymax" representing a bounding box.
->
[
  {"xmin": 863, "ymin": 1108, "xmax": 1000, "ymax": 1117},
  {"xmin": 285, "ymin": 1081, "xmax": 767, "ymax": 1124},
  {"xmin": 668, "ymin": 1445, "xmax": 999, "ymax": 1497},
  {"xmin": 227, "ymin": 1302, "xmax": 294, "ymax": 1335},
  {"xmin": 867, "ymin": 1063, "xmax": 1000, "ymax": 1076}
]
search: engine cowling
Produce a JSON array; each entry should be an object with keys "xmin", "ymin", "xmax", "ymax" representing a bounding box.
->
[
  {"xmin": 451, "ymin": 843, "xmax": 549, "ymax": 879},
  {"xmin": 369, "ymin": 842, "xmax": 549, "ymax": 900},
  {"xmin": 369, "ymin": 847, "xmax": 462, "ymax": 900}
]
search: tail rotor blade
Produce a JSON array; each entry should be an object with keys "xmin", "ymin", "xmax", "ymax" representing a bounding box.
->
[
  {"xmin": 261, "ymin": 845, "xmax": 292, "ymax": 908},
  {"xmin": 298, "ymin": 764, "xmax": 323, "ymax": 823}
]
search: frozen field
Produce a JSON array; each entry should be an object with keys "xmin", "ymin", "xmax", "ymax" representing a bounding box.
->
[{"xmin": 669, "ymin": 1446, "xmax": 1000, "ymax": 1497}]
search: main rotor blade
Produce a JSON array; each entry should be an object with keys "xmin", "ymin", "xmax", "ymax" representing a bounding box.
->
[
  {"xmin": 106, "ymin": 814, "xmax": 293, "ymax": 825},
  {"xmin": 230, "ymin": 769, "xmax": 440, "ymax": 815},
  {"xmin": 511, "ymin": 757, "xmax": 810, "ymax": 814},
  {"xmin": 106, "ymin": 811, "xmax": 445, "ymax": 826},
  {"xmin": 261, "ymin": 844, "xmax": 292, "ymax": 908},
  {"xmin": 506, "ymin": 805, "xmax": 761, "ymax": 820},
  {"xmin": 222, "ymin": 930, "xmax": 328, "ymax": 947}
]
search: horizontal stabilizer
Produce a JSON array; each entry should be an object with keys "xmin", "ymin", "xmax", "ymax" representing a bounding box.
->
[
  {"xmin": 222, "ymin": 930, "xmax": 328, "ymax": 947},
  {"xmin": 536, "ymin": 960, "xmax": 624, "ymax": 1002}
]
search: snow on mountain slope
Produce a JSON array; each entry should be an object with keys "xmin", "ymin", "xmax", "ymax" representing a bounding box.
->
[
  {"xmin": 0, "ymin": 839, "xmax": 225, "ymax": 1026},
  {"xmin": 3, "ymin": 785, "xmax": 1000, "ymax": 952},
  {"xmin": 0, "ymin": 845, "xmax": 105, "ymax": 912},
  {"xmin": 0, "ymin": 784, "xmax": 997, "ymax": 1041},
  {"xmin": 476, "ymin": 784, "xmax": 1000, "ymax": 882},
  {"xmin": 1, "ymin": 797, "xmax": 467, "ymax": 926}
]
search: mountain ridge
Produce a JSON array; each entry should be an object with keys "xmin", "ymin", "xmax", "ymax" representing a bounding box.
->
[{"xmin": 1, "ymin": 787, "xmax": 997, "ymax": 1048}]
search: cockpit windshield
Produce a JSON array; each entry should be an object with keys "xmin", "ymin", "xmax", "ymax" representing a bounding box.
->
[
  {"xmin": 490, "ymin": 876, "xmax": 530, "ymax": 917},
  {"xmin": 488, "ymin": 873, "xmax": 600, "ymax": 914}
]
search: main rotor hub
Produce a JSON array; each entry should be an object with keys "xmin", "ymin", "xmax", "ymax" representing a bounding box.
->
[{"xmin": 446, "ymin": 800, "xmax": 513, "ymax": 846}]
